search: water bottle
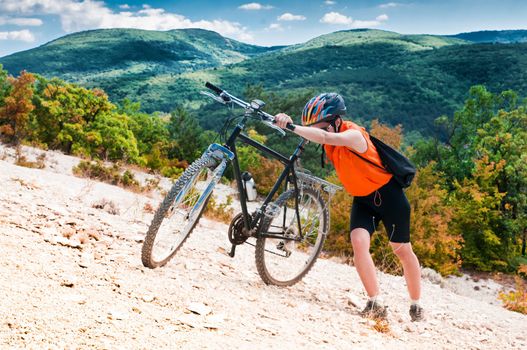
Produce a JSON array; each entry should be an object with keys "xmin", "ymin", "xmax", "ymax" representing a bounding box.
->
[{"xmin": 241, "ymin": 171, "xmax": 257, "ymax": 201}]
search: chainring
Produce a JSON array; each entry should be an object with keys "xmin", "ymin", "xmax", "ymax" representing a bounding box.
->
[{"xmin": 228, "ymin": 212, "xmax": 259, "ymax": 245}]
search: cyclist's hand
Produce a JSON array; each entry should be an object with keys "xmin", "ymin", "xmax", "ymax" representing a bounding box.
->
[{"xmin": 275, "ymin": 113, "xmax": 293, "ymax": 129}]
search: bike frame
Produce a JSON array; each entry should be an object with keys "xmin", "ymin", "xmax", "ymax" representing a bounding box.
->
[{"xmin": 211, "ymin": 113, "xmax": 308, "ymax": 244}]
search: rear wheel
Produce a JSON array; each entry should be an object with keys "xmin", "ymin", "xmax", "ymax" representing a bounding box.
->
[
  {"xmin": 255, "ymin": 187, "xmax": 329, "ymax": 286},
  {"xmin": 141, "ymin": 155, "xmax": 219, "ymax": 268}
]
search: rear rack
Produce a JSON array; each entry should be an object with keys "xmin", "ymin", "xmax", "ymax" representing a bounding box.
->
[{"xmin": 296, "ymin": 171, "xmax": 342, "ymax": 196}]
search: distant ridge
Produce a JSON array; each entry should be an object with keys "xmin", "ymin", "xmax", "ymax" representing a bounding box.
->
[
  {"xmin": 448, "ymin": 30, "xmax": 527, "ymax": 43},
  {"xmin": 0, "ymin": 28, "xmax": 279, "ymax": 79}
]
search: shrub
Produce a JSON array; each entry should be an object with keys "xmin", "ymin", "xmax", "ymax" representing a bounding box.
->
[
  {"xmin": 73, "ymin": 160, "xmax": 144, "ymax": 192},
  {"xmin": 249, "ymin": 156, "xmax": 283, "ymax": 196},
  {"xmin": 499, "ymin": 276, "xmax": 527, "ymax": 314},
  {"xmin": 407, "ymin": 163, "xmax": 462, "ymax": 275},
  {"xmin": 161, "ymin": 165, "xmax": 184, "ymax": 179},
  {"xmin": 14, "ymin": 148, "xmax": 46, "ymax": 169},
  {"xmin": 204, "ymin": 195, "xmax": 234, "ymax": 224},
  {"xmin": 323, "ymin": 173, "xmax": 353, "ymax": 256}
]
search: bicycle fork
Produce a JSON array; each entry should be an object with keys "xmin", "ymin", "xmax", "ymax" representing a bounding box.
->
[{"xmin": 188, "ymin": 143, "xmax": 233, "ymax": 220}]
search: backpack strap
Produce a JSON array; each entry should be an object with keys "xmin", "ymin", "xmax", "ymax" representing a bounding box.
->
[
  {"xmin": 347, "ymin": 147, "xmax": 387, "ymax": 172},
  {"xmin": 316, "ymin": 144, "xmax": 326, "ymax": 168}
]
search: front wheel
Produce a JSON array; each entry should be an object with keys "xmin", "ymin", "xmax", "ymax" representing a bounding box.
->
[
  {"xmin": 141, "ymin": 155, "xmax": 220, "ymax": 268},
  {"xmin": 255, "ymin": 187, "xmax": 329, "ymax": 286}
]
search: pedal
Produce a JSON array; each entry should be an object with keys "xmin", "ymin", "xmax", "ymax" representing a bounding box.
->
[{"xmin": 229, "ymin": 244, "xmax": 236, "ymax": 258}]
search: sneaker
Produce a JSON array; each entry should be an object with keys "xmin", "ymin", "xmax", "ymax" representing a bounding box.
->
[
  {"xmin": 409, "ymin": 304, "xmax": 424, "ymax": 322},
  {"xmin": 360, "ymin": 300, "xmax": 388, "ymax": 319}
]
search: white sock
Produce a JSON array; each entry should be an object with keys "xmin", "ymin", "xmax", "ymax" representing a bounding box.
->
[
  {"xmin": 369, "ymin": 295, "xmax": 383, "ymax": 305},
  {"xmin": 411, "ymin": 299, "xmax": 420, "ymax": 306}
]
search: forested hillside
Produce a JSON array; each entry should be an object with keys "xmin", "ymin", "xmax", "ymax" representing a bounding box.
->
[
  {"xmin": 450, "ymin": 30, "xmax": 527, "ymax": 43},
  {"xmin": 2, "ymin": 29, "xmax": 527, "ymax": 136}
]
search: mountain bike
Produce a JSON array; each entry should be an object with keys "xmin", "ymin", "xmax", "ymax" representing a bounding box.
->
[{"xmin": 141, "ymin": 82, "xmax": 341, "ymax": 286}]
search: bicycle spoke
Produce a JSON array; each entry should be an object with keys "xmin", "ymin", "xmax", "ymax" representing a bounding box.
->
[{"xmin": 255, "ymin": 188, "xmax": 329, "ymax": 286}]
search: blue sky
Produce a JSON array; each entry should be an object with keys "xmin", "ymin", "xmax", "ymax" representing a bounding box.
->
[{"xmin": 0, "ymin": 0, "xmax": 526, "ymax": 57}]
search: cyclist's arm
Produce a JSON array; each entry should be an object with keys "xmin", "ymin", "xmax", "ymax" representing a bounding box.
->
[
  {"xmin": 274, "ymin": 112, "xmax": 367, "ymax": 153},
  {"xmin": 292, "ymin": 126, "xmax": 367, "ymax": 153}
]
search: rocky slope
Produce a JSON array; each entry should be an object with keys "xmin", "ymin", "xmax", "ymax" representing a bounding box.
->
[{"xmin": 0, "ymin": 143, "xmax": 525, "ymax": 349}]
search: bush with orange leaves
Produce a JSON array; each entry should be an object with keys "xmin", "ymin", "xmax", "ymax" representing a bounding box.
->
[
  {"xmin": 499, "ymin": 276, "xmax": 527, "ymax": 314},
  {"xmin": 0, "ymin": 71, "xmax": 35, "ymax": 144},
  {"xmin": 406, "ymin": 163, "xmax": 463, "ymax": 275},
  {"xmin": 248, "ymin": 156, "xmax": 283, "ymax": 196}
]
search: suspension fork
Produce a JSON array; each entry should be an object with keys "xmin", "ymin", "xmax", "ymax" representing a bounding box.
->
[{"xmin": 187, "ymin": 144, "xmax": 234, "ymax": 219}]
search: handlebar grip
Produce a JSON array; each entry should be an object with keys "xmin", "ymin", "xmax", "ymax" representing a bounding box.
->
[
  {"xmin": 271, "ymin": 118, "xmax": 296, "ymax": 131},
  {"xmin": 205, "ymin": 82, "xmax": 223, "ymax": 95}
]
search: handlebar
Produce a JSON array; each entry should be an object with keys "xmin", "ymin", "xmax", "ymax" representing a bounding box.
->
[
  {"xmin": 203, "ymin": 82, "xmax": 296, "ymax": 134},
  {"xmin": 205, "ymin": 82, "xmax": 223, "ymax": 95}
]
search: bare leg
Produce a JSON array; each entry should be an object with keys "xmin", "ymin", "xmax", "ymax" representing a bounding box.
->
[
  {"xmin": 350, "ymin": 228, "xmax": 378, "ymax": 297},
  {"xmin": 390, "ymin": 242, "xmax": 421, "ymax": 300}
]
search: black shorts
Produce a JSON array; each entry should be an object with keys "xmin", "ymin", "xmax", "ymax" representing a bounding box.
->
[{"xmin": 349, "ymin": 177, "xmax": 411, "ymax": 243}]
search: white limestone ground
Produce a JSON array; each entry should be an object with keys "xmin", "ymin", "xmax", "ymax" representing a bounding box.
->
[{"xmin": 0, "ymin": 143, "xmax": 526, "ymax": 350}]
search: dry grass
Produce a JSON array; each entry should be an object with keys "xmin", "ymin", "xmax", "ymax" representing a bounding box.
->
[
  {"xmin": 15, "ymin": 148, "xmax": 46, "ymax": 169},
  {"xmin": 143, "ymin": 202, "xmax": 155, "ymax": 214},
  {"xmin": 204, "ymin": 195, "xmax": 234, "ymax": 224},
  {"xmin": 499, "ymin": 276, "xmax": 527, "ymax": 314},
  {"xmin": 73, "ymin": 160, "xmax": 150, "ymax": 193}
]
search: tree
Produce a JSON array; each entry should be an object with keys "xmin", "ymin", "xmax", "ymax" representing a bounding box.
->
[
  {"xmin": 0, "ymin": 64, "xmax": 10, "ymax": 108},
  {"xmin": 85, "ymin": 112, "xmax": 139, "ymax": 162},
  {"xmin": 450, "ymin": 156, "xmax": 508, "ymax": 271},
  {"xmin": 32, "ymin": 77, "xmax": 114, "ymax": 151},
  {"xmin": 414, "ymin": 86, "xmax": 527, "ymax": 271},
  {"xmin": 474, "ymin": 93, "xmax": 527, "ymax": 261},
  {"xmin": 0, "ymin": 71, "xmax": 35, "ymax": 144},
  {"xmin": 168, "ymin": 106, "xmax": 206, "ymax": 162},
  {"xmin": 369, "ymin": 119, "xmax": 402, "ymax": 149},
  {"xmin": 406, "ymin": 163, "xmax": 461, "ymax": 275}
]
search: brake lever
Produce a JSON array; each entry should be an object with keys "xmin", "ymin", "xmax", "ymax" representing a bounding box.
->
[
  {"xmin": 200, "ymin": 91, "xmax": 227, "ymax": 104},
  {"xmin": 263, "ymin": 120, "xmax": 286, "ymax": 137}
]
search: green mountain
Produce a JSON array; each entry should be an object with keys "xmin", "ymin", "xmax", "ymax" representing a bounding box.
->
[
  {"xmin": 1, "ymin": 28, "xmax": 526, "ymax": 136},
  {"xmin": 138, "ymin": 29, "xmax": 527, "ymax": 134},
  {"xmin": 283, "ymin": 29, "xmax": 467, "ymax": 52},
  {"xmin": 196, "ymin": 31, "xmax": 527, "ymax": 133},
  {"xmin": 0, "ymin": 28, "xmax": 279, "ymax": 87},
  {"xmin": 449, "ymin": 30, "xmax": 527, "ymax": 43}
]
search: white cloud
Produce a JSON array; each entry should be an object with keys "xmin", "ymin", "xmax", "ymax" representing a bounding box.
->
[
  {"xmin": 320, "ymin": 12, "xmax": 353, "ymax": 25},
  {"xmin": 320, "ymin": 11, "xmax": 388, "ymax": 28},
  {"xmin": 379, "ymin": 2, "xmax": 401, "ymax": 9},
  {"xmin": 277, "ymin": 13, "xmax": 306, "ymax": 21},
  {"xmin": 238, "ymin": 3, "xmax": 273, "ymax": 10},
  {"xmin": 0, "ymin": 29, "xmax": 35, "ymax": 42},
  {"xmin": 267, "ymin": 23, "xmax": 283, "ymax": 31},
  {"xmin": 119, "ymin": 4, "xmax": 130, "ymax": 10},
  {"xmin": 0, "ymin": 0, "xmax": 253, "ymax": 42},
  {"xmin": 324, "ymin": 1, "xmax": 336, "ymax": 5},
  {"xmin": 0, "ymin": 17, "xmax": 43, "ymax": 26}
]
